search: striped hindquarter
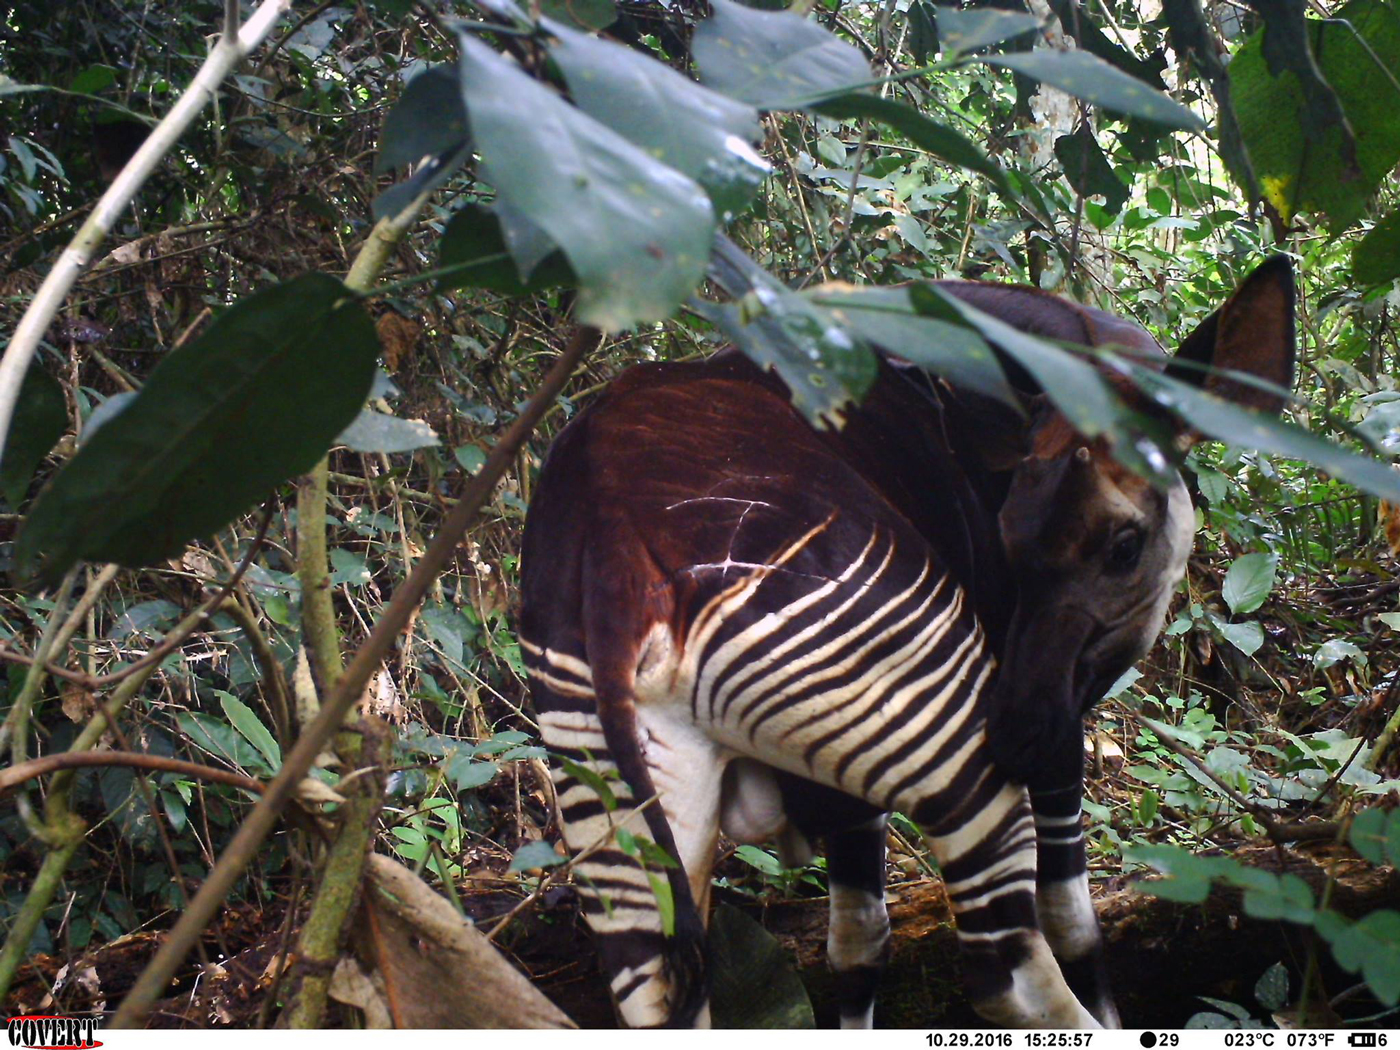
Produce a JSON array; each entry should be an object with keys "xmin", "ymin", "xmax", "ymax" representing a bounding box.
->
[{"xmin": 523, "ymin": 515, "xmax": 1103, "ymax": 1029}]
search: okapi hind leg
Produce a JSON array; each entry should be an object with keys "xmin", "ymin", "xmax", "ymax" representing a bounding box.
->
[
  {"xmin": 825, "ymin": 815, "xmax": 891, "ymax": 1029},
  {"xmin": 914, "ymin": 778, "xmax": 1100, "ymax": 1029},
  {"xmin": 1031, "ymin": 784, "xmax": 1119, "ymax": 1028}
]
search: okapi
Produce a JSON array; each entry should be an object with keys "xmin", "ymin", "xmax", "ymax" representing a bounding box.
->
[{"xmin": 518, "ymin": 257, "xmax": 1296, "ymax": 1029}]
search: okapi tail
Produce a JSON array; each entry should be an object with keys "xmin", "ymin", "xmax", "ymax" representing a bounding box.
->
[{"xmin": 524, "ymin": 512, "xmax": 709, "ymax": 1028}]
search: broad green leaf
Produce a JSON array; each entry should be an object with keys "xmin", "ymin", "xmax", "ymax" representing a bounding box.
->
[
  {"xmin": 1351, "ymin": 807, "xmax": 1388, "ymax": 864},
  {"xmin": 1355, "ymin": 210, "xmax": 1400, "ymax": 286},
  {"xmin": 177, "ymin": 711, "xmax": 265, "ymax": 772},
  {"xmin": 1222, "ymin": 552, "xmax": 1277, "ymax": 615},
  {"xmin": 1314, "ymin": 637, "xmax": 1366, "ymax": 669},
  {"xmin": 1054, "ymin": 125, "xmax": 1128, "ymax": 214},
  {"xmin": 546, "ymin": 18, "xmax": 768, "ymax": 217},
  {"xmin": 508, "ymin": 840, "xmax": 567, "ymax": 872},
  {"xmin": 1326, "ymin": 909, "xmax": 1400, "ymax": 1006},
  {"xmin": 17, "ymin": 274, "xmax": 379, "ymax": 581},
  {"xmin": 336, "ymin": 409, "xmax": 439, "ymax": 454},
  {"xmin": 456, "ymin": 33, "xmax": 713, "ymax": 330},
  {"xmin": 910, "ymin": 283, "xmax": 1127, "ymax": 444},
  {"xmin": 1125, "ymin": 843, "xmax": 1219, "ymax": 902},
  {"xmin": 0, "ymin": 365, "xmax": 65, "ymax": 508},
  {"xmin": 1229, "ymin": 0, "xmax": 1400, "ymax": 231},
  {"xmin": 558, "ymin": 756, "xmax": 618, "ymax": 812},
  {"xmin": 1254, "ymin": 962, "xmax": 1289, "ymax": 1012},
  {"xmin": 804, "ymin": 283, "xmax": 1018, "ymax": 406},
  {"xmin": 1218, "ymin": 620, "xmax": 1264, "ymax": 657},
  {"xmin": 1231, "ymin": 868, "xmax": 1315, "ymax": 924},
  {"xmin": 709, "ymin": 905, "xmax": 816, "ymax": 1028},
  {"xmin": 375, "ymin": 66, "xmax": 467, "ymax": 173},
  {"xmin": 644, "ymin": 870, "xmax": 676, "ymax": 936},
  {"xmin": 933, "ymin": 5, "xmax": 1040, "ymax": 54},
  {"xmin": 702, "ymin": 238, "xmax": 876, "ymax": 427},
  {"xmin": 692, "ymin": 0, "xmax": 870, "ymax": 109},
  {"xmin": 981, "ymin": 50, "xmax": 1204, "ymax": 130},
  {"xmin": 436, "ymin": 204, "xmax": 575, "ymax": 294},
  {"xmin": 217, "ymin": 690, "xmax": 281, "ymax": 770},
  {"xmin": 539, "ymin": 0, "xmax": 616, "ymax": 30},
  {"xmin": 447, "ymin": 754, "xmax": 499, "ymax": 791},
  {"xmin": 1123, "ymin": 362, "xmax": 1400, "ymax": 503},
  {"xmin": 812, "ymin": 93, "xmax": 1011, "ymax": 195}
]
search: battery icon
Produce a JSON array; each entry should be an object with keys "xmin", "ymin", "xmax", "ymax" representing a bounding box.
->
[{"xmin": 1350, "ymin": 1035, "xmax": 1378, "ymax": 1047}]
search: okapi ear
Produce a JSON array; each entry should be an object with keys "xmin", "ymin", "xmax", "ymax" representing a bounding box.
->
[{"xmin": 1165, "ymin": 254, "xmax": 1296, "ymax": 416}]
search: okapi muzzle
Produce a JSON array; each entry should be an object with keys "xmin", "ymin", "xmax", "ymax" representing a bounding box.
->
[{"xmin": 986, "ymin": 255, "xmax": 1298, "ymax": 791}]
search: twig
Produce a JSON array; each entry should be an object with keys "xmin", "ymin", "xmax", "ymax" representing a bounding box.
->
[
  {"xmin": 0, "ymin": 751, "xmax": 263, "ymax": 798},
  {"xmin": 0, "ymin": 0, "xmax": 295, "ymax": 467},
  {"xmin": 111, "ymin": 323, "xmax": 604, "ymax": 1028}
]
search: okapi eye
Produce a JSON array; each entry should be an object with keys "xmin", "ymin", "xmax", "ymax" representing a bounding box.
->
[{"xmin": 1107, "ymin": 529, "xmax": 1145, "ymax": 570}]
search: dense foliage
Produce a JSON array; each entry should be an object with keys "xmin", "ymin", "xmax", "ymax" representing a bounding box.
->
[{"xmin": 1, "ymin": 0, "xmax": 1400, "ymax": 1029}]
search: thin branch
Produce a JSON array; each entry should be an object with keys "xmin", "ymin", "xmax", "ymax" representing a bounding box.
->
[
  {"xmin": 0, "ymin": 751, "xmax": 263, "ymax": 798},
  {"xmin": 0, "ymin": 0, "xmax": 294, "ymax": 468},
  {"xmin": 112, "ymin": 323, "xmax": 603, "ymax": 1028}
]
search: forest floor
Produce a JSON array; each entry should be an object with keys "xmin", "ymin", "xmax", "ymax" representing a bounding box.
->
[{"xmin": 6, "ymin": 834, "xmax": 1394, "ymax": 1029}]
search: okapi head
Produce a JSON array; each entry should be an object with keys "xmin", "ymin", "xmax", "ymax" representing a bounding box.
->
[{"xmin": 982, "ymin": 256, "xmax": 1296, "ymax": 790}]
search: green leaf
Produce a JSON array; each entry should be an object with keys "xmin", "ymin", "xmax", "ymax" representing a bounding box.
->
[
  {"xmin": 804, "ymin": 283, "xmax": 1018, "ymax": 406},
  {"xmin": 1355, "ymin": 210, "xmax": 1400, "ymax": 286},
  {"xmin": 933, "ymin": 5, "xmax": 1040, "ymax": 54},
  {"xmin": 981, "ymin": 50, "xmax": 1204, "ymax": 130},
  {"xmin": 1326, "ymin": 909, "xmax": 1400, "ymax": 1006},
  {"xmin": 375, "ymin": 67, "xmax": 468, "ymax": 173},
  {"xmin": 436, "ymin": 204, "xmax": 575, "ymax": 294},
  {"xmin": 812, "ymin": 93, "xmax": 1011, "ymax": 195},
  {"xmin": 1232, "ymin": 869, "xmax": 1315, "ymax": 925},
  {"xmin": 546, "ymin": 18, "xmax": 768, "ymax": 217},
  {"xmin": 217, "ymin": 691, "xmax": 281, "ymax": 771},
  {"xmin": 454, "ymin": 444, "xmax": 487, "ymax": 474},
  {"xmin": 702, "ymin": 238, "xmax": 876, "ymax": 428},
  {"xmin": 508, "ymin": 840, "xmax": 567, "ymax": 872},
  {"xmin": 455, "ymin": 32, "xmax": 713, "ymax": 330},
  {"xmin": 539, "ymin": 0, "xmax": 616, "ymax": 30},
  {"xmin": 1218, "ymin": 620, "xmax": 1264, "ymax": 657},
  {"xmin": 1125, "ymin": 843, "xmax": 1219, "ymax": 902},
  {"xmin": 1228, "ymin": 0, "xmax": 1400, "ymax": 231},
  {"xmin": 1222, "ymin": 552, "xmax": 1277, "ymax": 615},
  {"xmin": 1314, "ymin": 638, "xmax": 1366, "ymax": 669},
  {"xmin": 1, "ymin": 365, "xmax": 65, "ymax": 508},
  {"xmin": 911, "ymin": 283, "xmax": 1127, "ymax": 444},
  {"xmin": 645, "ymin": 870, "xmax": 676, "ymax": 936},
  {"xmin": 447, "ymin": 754, "xmax": 499, "ymax": 791},
  {"xmin": 692, "ymin": 0, "xmax": 871, "ymax": 109},
  {"xmin": 17, "ymin": 274, "xmax": 378, "ymax": 581},
  {"xmin": 1254, "ymin": 962, "xmax": 1289, "ymax": 1012},
  {"xmin": 336, "ymin": 409, "xmax": 439, "ymax": 454},
  {"xmin": 1351, "ymin": 808, "xmax": 1388, "ymax": 864},
  {"xmin": 1123, "ymin": 361, "xmax": 1400, "ymax": 503},
  {"xmin": 708, "ymin": 904, "xmax": 815, "ymax": 1028},
  {"xmin": 177, "ymin": 711, "xmax": 265, "ymax": 772},
  {"xmin": 558, "ymin": 756, "xmax": 617, "ymax": 812},
  {"xmin": 1053, "ymin": 125, "xmax": 1129, "ymax": 214}
]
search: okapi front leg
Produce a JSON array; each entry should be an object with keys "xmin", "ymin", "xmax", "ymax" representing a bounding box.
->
[
  {"xmin": 1031, "ymin": 783, "xmax": 1119, "ymax": 1027},
  {"xmin": 825, "ymin": 816, "xmax": 891, "ymax": 1029},
  {"xmin": 919, "ymin": 781, "xmax": 1100, "ymax": 1029}
]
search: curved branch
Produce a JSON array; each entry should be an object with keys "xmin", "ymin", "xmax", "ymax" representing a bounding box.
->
[{"xmin": 0, "ymin": 751, "xmax": 264, "ymax": 797}]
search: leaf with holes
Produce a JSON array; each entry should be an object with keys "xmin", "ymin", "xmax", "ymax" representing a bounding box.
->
[
  {"xmin": 456, "ymin": 32, "xmax": 713, "ymax": 330},
  {"xmin": 981, "ymin": 50, "xmax": 1203, "ymax": 129},
  {"xmin": 692, "ymin": 0, "xmax": 870, "ymax": 109},
  {"xmin": 17, "ymin": 273, "xmax": 378, "ymax": 581}
]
